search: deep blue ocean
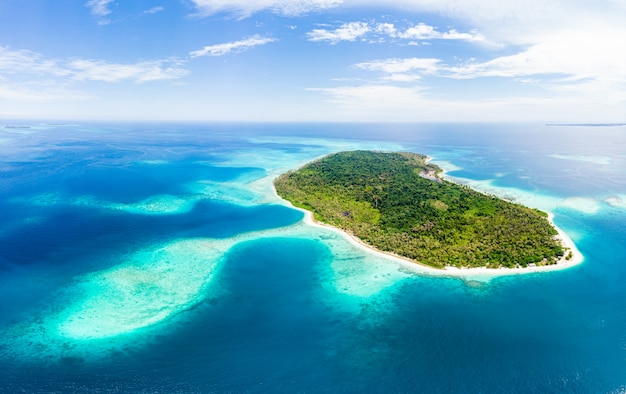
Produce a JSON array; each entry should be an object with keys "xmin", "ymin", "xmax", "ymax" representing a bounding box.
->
[{"xmin": 0, "ymin": 122, "xmax": 625, "ymax": 393}]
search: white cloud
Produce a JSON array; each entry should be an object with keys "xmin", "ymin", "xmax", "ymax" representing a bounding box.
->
[
  {"xmin": 441, "ymin": 29, "xmax": 484, "ymax": 41},
  {"xmin": 336, "ymin": 23, "xmax": 626, "ymax": 105},
  {"xmin": 384, "ymin": 74, "xmax": 421, "ymax": 82},
  {"xmin": 307, "ymin": 22, "xmax": 371, "ymax": 43},
  {"xmin": 142, "ymin": 6, "xmax": 165, "ymax": 15},
  {"xmin": 355, "ymin": 58, "xmax": 441, "ymax": 74},
  {"xmin": 351, "ymin": 0, "xmax": 626, "ymax": 50},
  {"xmin": 375, "ymin": 23, "xmax": 397, "ymax": 36},
  {"xmin": 85, "ymin": 0, "xmax": 114, "ymax": 25},
  {"xmin": 0, "ymin": 46, "xmax": 188, "ymax": 85},
  {"xmin": 190, "ymin": 35, "xmax": 276, "ymax": 57},
  {"xmin": 187, "ymin": 1, "xmax": 624, "ymax": 49},
  {"xmin": 448, "ymin": 28, "xmax": 626, "ymax": 83},
  {"xmin": 348, "ymin": 48, "xmax": 626, "ymax": 103},
  {"xmin": 85, "ymin": 0, "xmax": 112, "ymax": 16},
  {"xmin": 68, "ymin": 59, "xmax": 188, "ymax": 83},
  {"xmin": 307, "ymin": 21, "xmax": 484, "ymax": 44},
  {"xmin": 398, "ymin": 23, "xmax": 484, "ymax": 42},
  {"xmin": 189, "ymin": 0, "xmax": 341, "ymax": 18},
  {"xmin": 185, "ymin": 1, "xmax": 624, "ymax": 121},
  {"xmin": 188, "ymin": 0, "xmax": 504, "ymax": 21},
  {"xmin": 0, "ymin": 47, "xmax": 67, "ymax": 76},
  {"xmin": 312, "ymin": 30, "xmax": 626, "ymax": 121},
  {"xmin": 397, "ymin": 23, "xmax": 436, "ymax": 39}
]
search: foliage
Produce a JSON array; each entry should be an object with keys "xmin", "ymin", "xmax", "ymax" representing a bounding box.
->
[{"xmin": 275, "ymin": 150, "xmax": 564, "ymax": 269}]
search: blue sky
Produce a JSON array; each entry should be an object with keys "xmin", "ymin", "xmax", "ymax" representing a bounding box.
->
[{"xmin": 1, "ymin": 0, "xmax": 625, "ymax": 122}]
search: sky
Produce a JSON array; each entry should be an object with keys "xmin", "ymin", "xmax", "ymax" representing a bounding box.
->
[{"xmin": 0, "ymin": 0, "xmax": 625, "ymax": 122}]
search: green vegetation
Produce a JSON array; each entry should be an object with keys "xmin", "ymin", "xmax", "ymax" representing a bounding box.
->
[{"xmin": 275, "ymin": 150, "xmax": 564, "ymax": 269}]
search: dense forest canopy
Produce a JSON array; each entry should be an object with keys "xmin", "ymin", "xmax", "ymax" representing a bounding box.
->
[{"xmin": 274, "ymin": 151, "xmax": 565, "ymax": 269}]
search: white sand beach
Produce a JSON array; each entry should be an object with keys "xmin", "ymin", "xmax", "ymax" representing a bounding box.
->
[{"xmin": 297, "ymin": 206, "xmax": 583, "ymax": 278}]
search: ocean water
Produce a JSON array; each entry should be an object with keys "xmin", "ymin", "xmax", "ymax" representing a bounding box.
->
[{"xmin": 0, "ymin": 122, "xmax": 625, "ymax": 393}]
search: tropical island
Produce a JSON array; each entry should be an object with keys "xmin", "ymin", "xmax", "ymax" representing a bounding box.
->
[{"xmin": 275, "ymin": 150, "xmax": 572, "ymax": 269}]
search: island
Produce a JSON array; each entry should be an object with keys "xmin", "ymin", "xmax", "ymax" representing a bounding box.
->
[{"xmin": 275, "ymin": 150, "xmax": 571, "ymax": 269}]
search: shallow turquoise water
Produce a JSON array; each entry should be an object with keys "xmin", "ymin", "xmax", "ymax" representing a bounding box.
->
[{"xmin": 0, "ymin": 123, "xmax": 625, "ymax": 392}]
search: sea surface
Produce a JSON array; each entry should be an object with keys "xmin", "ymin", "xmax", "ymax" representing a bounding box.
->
[{"xmin": 0, "ymin": 122, "xmax": 625, "ymax": 393}]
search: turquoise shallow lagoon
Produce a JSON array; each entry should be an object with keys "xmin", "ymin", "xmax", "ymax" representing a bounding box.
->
[{"xmin": 0, "ymin": 123, "xmax": 625, "ymax": 392}]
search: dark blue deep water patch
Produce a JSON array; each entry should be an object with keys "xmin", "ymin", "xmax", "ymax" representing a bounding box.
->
[
  {"xmin": 64, "ymin": 166, "xmax": 177, "ymax": 203},
  {"xmin": 0, "ymin": 133, "xmax": 265, "ymax": 203},
  {"xmin": 0, "ymin": 201, "xmax": 302, "ymax": 268},
  {"xmin": 64, "ymin": 163, "xmax": 263, "ymax": 204},
  {"xmin": 0, "ymin": 197, "xmax": 302, "ymax": 334},
  {"xmin": 177, "ymin": 201, "xmax": 304, "ymax": 238},
  {"xmin": 0, "ymin": 204, "xmax": 127, "ymax": 266}
]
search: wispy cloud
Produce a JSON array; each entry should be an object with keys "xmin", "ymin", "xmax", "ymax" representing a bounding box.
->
[
  {"xmin": 307, "ymin": 21, "xmax": 484, "ymax": 44},
  {"xmin": 446, "ymin": 29, "xmax": 626, "ymax": 83},
  {"xmin": 187, "ymin": 0, "xmax": 623, "ymax": 50},
  {"xmin": 190, "ymin": 35, "xmax": 276, "ymax": 57},
  {"xmin": 345, "ymin": 25, "xmax": 626, "ymax": 91},
  {"xmin": 85, "ymin": 0, "xmax": 112, "ymax": 16},
  {"xmin": 354, "ymin": 58, "xmax": 441, "ymax": 74},
  {"xmin": 141, "ymin": 6, "xmax": 165, "ymax": 15},
  {"xmin": 307, "ymin": 22, "xmax": 370, "ymax": 44},
  {"xmin": 312, "ymin": 24, "xmax": 626, "ymax": 121},
  {"xmin": 0, "ymin": 46, "xmax": 68, "ymax": 76},
  {"xmin": 398, "ymin": 23, "xmax": 484, "ymax": 42},
  {"xmin": 0, "ymin": 46, "xmax": 188, "ymax": 84},
  {"xmin": 189, "ymin": 0, "xmax": 341, "ymax": 18},
  {"xmin": 85, "ymin": 0, "xmax": 114, "ymax": 25},
  {"xmin": 0, "ymin": 45, "xmax": 188, "ymax": 107},
  {"xmin": 69, "ymin": 59, "xmax": 188, "ymax": 83}
]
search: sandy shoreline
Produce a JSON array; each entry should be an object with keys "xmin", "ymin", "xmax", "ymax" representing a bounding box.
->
[
  {"xmin": 296, "ymin": 207, "xmax": 583, "ymax": 278},
  {"xmin": 273, "ymin": 154, "xmax": 584, "ymax": 278}
]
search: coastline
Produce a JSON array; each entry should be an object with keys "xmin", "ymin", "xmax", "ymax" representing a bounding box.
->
[
  {"xmin": 296, "ymin": 206, "xmax": 583, "ymax": 278},
  {"xmin": 273, "ymin": 154, "xmax": 584, "ymax": 278}
]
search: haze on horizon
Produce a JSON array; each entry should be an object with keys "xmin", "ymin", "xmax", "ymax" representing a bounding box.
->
[{"xmin": 1, "ymin": 0, "xmax": 625, "ymax": 123}]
